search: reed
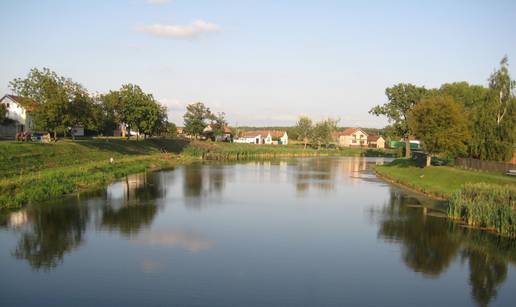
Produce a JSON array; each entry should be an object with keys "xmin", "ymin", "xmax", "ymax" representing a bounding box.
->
[{"xmin": 448, "ymin": 183, "xmax": 516, "ymax": 238}]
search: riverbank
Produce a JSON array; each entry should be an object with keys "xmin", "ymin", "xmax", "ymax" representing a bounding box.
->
[
  {"xmin": 375, "ymin": 159, "xmax": 516, "ymax": 238},
  {"xmin": 374, "ymin": 159, "xmax": 515, "ymax": 200},
  {"xmin": 0, "ymin": 138, "xmax": 396, "ymax": 209}
]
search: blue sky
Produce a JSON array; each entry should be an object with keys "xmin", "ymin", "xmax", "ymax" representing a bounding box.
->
[{"xmin": 1, "ymin": 0, "xmax": 515, "ymax": 127}]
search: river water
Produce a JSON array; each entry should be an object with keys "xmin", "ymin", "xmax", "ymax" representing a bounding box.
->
[{"xmin": 1, "ymin": 157, "xmax": 515, "ymax": 306}]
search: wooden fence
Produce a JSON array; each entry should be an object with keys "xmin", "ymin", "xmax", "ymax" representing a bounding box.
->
[{"xmin": 455, "ymin": 157, "xmax": 515, "ymax": 173}]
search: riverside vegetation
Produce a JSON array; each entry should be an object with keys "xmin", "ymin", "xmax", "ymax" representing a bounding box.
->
[
  {"xmin": 0, "ymin": 139, "xmax": 395, "ymax": 209},
  {"xmin": 375, "ymin": 159, "xmax": 516, "ymax": 238}
]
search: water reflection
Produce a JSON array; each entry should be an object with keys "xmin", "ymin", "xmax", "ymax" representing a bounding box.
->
[
  {"xmin": 11, "ymin": 203, "xmax": 89, "ymax": 270},
  {"xmin": 293, "ymin": 158, "xmax": 336, "ymax": 193},
  {"xmin": 100, "ymin": 173, "xmax": 162, "ymax": 237},
  {"xmin": 136, "ymin": 230, "xmax": 214, "ymax": 252},
  {"xmin": 0, "ymin": 158, "xmax": 514, "ymax": 307},
  {"xmin": 375, "ymin": 189, "xmax": 515, "ymax": 306},
  {"xmin": 183, "ymin": 164, "xmax": 229, "ymax": 208}
]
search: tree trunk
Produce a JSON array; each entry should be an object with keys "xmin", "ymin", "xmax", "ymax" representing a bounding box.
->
[{"xmin": 405, "ymin": 138, "xmax": 411, "ymax": 158}]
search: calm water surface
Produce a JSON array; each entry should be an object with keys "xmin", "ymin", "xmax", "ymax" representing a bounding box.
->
[{"xmin": 1, "ymin": 157, "xmax": 515, "ymax": 307}]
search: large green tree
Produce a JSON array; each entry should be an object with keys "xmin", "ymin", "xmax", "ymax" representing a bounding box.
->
[
  {"xmin": 470, "ymin": 57, "xmax": 516, "ymax": 161},
  {"xmin": 183, "ymin": 102, "xmax": 212, "ymax": 138},
  {"xmin": 295, "ymin": 116, "xmax": 313, "ymax": 149},
  {"xmin": 370, "ymin": 83, "xmax": 427, "ymax": 158},
  {"xmin": 408, "ymin": 96, "xmax": 470, "ymax": 166},
  {"xmin": 9, "ymin": 68, "xmax": 93, "ymax": 139},
  {"xmin": 310, "ymin": 118, "xmax": 338, "ymax": 149},
  {"xmin": 101, "ymin": 84, "xmax": 167, "ymax": 139}
]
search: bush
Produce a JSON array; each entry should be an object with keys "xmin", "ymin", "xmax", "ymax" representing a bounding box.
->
[{"xmin": 448, "ymin": 183, "xmax": 516, "ymax": 237}]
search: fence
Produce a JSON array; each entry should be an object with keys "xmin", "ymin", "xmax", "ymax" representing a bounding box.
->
[
  {"xmin": 0, "ymin": 124, "xmax": 16, "ymax": 139},
  {"xmin": 455, "ymin": 157, "xmax": 515, "ymax": 173}
]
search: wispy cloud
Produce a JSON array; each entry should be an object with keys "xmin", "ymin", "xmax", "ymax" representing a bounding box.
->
[
  {"xmin": 145, "ymin": 0, "xmax": 170, "ymax": 5},
  {"xmin": 138, "ymin": 20, "xmax": 222, "ymax": 39}
]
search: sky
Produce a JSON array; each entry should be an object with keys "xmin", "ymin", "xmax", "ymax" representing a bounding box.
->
[{"xmin": 1, "ymin": 0, "xmax": 515, "ymax": 127}]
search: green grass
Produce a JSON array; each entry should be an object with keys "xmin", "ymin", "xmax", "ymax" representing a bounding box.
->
[
  {"xmin": 0, "ymin": 138, "xmax": 188, "ymax": 178},
  {"xmin": 374, "ymin": 159, "xmax": 515, "ymax": 199}
]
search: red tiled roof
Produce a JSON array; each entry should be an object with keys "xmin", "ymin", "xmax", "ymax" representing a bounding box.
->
[
  {"xmin": 334, "ymin": 128, "xmax": 368, "ymax": 137},
  {"xmin": 368, "ymin": 135, "xmax": 382, "ymax": 142}
]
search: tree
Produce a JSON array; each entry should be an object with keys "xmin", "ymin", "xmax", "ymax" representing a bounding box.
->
[
  {"xmin": 9, "ymin": 68, "xmax": 93, "ymax": 140},
  {"xmin": 101, "ymin": 84, "xmax": 166, "ymax": 140},
  {"xmin": 470, "ymin": 57, "xmax": 516, "ymax": 161},
  {"xmin": 209, "ymin": 112, "xmax": 227, "ymax": 137},
  {"xmin": 408, "ymin": 96, "xmax": 470, "ymax": 166},
  {"xmin": 183, "ymin": 102, "xmax": 212, "ymax": 138},
  {"xmin": 295, "ymin": 116, "xmax": 313, "ymax": 149},
  {"xmin": 310, "ymin": 118, "xmax": 338, "ymax": 149},
  {"xmin": 370, "ymin": 83, "xmax": 427, "ymax": 158}
]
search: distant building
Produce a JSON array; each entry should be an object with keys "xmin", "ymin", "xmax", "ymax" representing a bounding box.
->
[
  {"xmin": 333, "ymin": 128, "xmax": 369, "ymax": 147},
  {"xmin": 234, "ymin": 130, "xmax": 288, "ymax": 145},
  {"xmin": 202, "ymin": 124, "xmax": 233, "ymax": 142},
  {"xmin": 367, "ymin": 135, "xmax": 385, "ymax": 149},
  {"xmin": 0, "ymin": 95, "xmax": 37, "ymax": 137}
]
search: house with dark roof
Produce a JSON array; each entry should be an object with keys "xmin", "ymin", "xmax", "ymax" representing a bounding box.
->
[
  {"xmin": 333, "ymin": 128, "xmax": 369, "ymax": 147},
  {"xmin": 367, "ymin": 135, "xmax": 385, "ymax": 149},
  {"xmin": 0, "ymin": 94, "xmax": 37, "ymax": 136}
]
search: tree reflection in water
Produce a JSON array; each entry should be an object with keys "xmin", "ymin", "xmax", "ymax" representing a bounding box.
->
[
  {"xmin": 12, "ymin": 203, "xmax": 89, "ymax": 270},
  {"xmin": 183, "ymin": 164, "xmax": 228, "ymax": 208},
  {"xmin": 293, "ymin": 158, "xmax": 336, "ymax": 193},
  {"xmin": 375, "ymin": 189, "xmax": 514, "ymax": 306}
]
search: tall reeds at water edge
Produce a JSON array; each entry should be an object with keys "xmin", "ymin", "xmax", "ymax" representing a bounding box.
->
[{"xmin": 448, "ymin": 183, "xmax": 516, "ymax": 238}]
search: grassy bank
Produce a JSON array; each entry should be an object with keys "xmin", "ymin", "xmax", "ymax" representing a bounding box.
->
[
  {"xmin": 374, "ymin": 159, "xmax": 515, "ymax": 199},
  {"xmin": 0, "ymin": 138, "xmax": 395, "ymax": 209},
  {"xmin": 375, "ymin": 159, "xmax": 515, "ymax": 237},
  {"xmin": 183, "ymin": 141, "xmax": 397, "ymax": 160}
]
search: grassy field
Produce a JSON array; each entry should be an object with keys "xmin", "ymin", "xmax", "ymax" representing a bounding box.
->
[
  {"xmin": 374, "ymin": 159, "xmax": 515, "ymax": 199},
  {"xmin": 0, "ymin": 138, "xmax": 396, "ymax": 208}
]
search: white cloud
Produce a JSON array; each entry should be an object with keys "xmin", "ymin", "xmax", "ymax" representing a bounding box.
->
[
  {"xmin": 138, "ymin": 20, "xmax": 222, "ymax": 39},
  {"xmin": 146, "ymin": 0, "xmax": 170, "ymax": 5}
]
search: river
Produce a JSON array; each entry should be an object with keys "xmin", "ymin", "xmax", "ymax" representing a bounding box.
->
[{"xmin": 1, "ymin": 157, "xmax": 515, "ymax": 306}]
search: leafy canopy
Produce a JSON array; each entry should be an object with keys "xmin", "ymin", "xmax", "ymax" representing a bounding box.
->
[
  {"xmin": 183, "ymin": 102, "xmax": 212, "ymax": 137},
  {"xmin": 408, "ymin": 96, "xmax": 470, "ymax": 156}
]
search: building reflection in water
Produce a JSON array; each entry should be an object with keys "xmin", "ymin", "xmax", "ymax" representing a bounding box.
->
[
  {"xmin": 374, "ymin": 189, "xmax": 514, "ymax": 307},
  {"xmin": 100, "ymin": 172, "xmax": 162, "ymax": 237}
]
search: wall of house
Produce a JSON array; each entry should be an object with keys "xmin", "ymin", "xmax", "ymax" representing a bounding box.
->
[
  {"xmin": 376, "ymin": 138, "xmax": 385, "ymax": 149},
  {"xmin": 1, "ymin": 97, "xmax": 32, "ymax": 132},
  {"xmin": 280, "ymin": 133, "xmax": 288, "ymax": 145}
]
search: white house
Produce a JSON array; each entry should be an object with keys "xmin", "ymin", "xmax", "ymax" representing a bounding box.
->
[
  {"xmin": 0, "ymin": 94, "xmax": 36, "ymax": 134},
  {"xmin": 334, "ymin": 128, "xmax": 369, "ymax": 147},
  {"xmin": 234, "ymin": 130, "xmax": 288, "ymax": 145}
]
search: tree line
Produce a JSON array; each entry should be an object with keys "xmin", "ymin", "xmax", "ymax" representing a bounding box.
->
[
  {"xmin": 293, "ymin": 116, "xmax": 339, "ymax": 149},
  {"xmin": 7, "ymin": 68, "xmax": 173, "ymax": 140},
  {"xmin": 370, "ymin": 56, "xmax": 516, "ymax": 162}
]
